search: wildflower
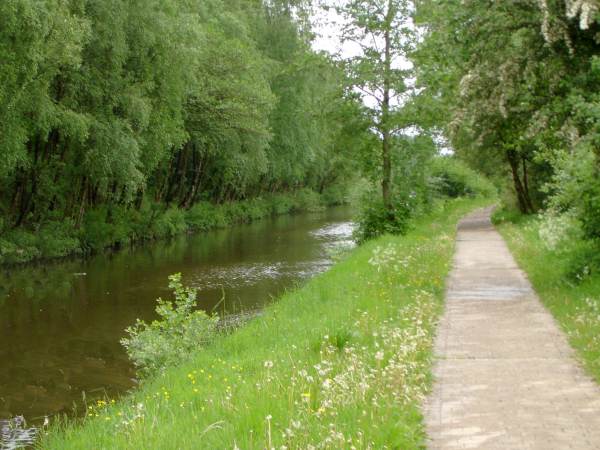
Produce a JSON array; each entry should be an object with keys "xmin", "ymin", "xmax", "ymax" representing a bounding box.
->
[{"xmin": 264, "ymin": 360, "xmax": 274, "ymax": 369}]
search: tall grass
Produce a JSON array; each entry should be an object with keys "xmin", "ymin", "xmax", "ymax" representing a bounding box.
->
[{"xmin": 39, "ymin": 198, "xmax": 490, "ymax": 449}]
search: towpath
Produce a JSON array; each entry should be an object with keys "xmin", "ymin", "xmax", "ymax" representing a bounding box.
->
[{"xmin": 425, "ymin": 208, "xmax": 600, "ymax": 449}]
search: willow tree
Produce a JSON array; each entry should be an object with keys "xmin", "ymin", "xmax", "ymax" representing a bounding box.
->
[{"xmin": 336, "ymin": 0, "xmax": 414, "ymax": 211}]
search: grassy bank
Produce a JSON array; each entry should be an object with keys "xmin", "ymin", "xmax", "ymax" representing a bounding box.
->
[
  {"xmin": 495, "ymin": 215, "xmax": 600, "ymax": 383},
  {"xmin": 39, "ymin": 197, "xmax": 490, "ymax": 449},
  {"xmin": 0, "ymin": 189, "xmax": 341, "ymax": 266}
]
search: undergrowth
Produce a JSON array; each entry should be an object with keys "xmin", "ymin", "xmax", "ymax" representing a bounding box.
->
[{"xmin": 0, "ymin": 189, "xmax": 341, "ymax": 266}]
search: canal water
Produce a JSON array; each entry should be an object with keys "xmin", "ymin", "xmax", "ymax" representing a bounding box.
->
[{"xmin": 0, "ymin": 207, "xmax": 354, "ymax": 426}]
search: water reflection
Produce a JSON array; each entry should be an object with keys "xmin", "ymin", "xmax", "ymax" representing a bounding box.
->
[{"xmin": 0, "ymin": 208, "xmax": 354, "ymax": 429}]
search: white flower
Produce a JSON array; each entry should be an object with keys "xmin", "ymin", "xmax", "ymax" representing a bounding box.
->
[
  {"xmin": 375, "ymin": 351, "xmax": 384, "ymax": 361},
  {"xmin": 264, "ymin": 360, "xmax": 274, "ymax": 369}
]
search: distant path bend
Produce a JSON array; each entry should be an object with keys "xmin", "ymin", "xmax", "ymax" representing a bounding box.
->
[{"xmin": 425, "ymin": 207, "xmax": 600, "ymax": 449}]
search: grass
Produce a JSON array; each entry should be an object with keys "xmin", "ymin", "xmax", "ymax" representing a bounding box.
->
[
  {"xmin": 39, "ymin": 197, "xmax": 491, "ymax": 449},
  {"xmin": 496, "ymin": 214, "xmax": 600, "ymax": 383}
]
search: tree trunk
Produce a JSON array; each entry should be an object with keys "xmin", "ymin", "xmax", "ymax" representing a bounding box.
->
[
  {"xmin": 381, "ymin": 6, "xmax": 393, "ymax": 211},
  {"xmin": 506, "ymin": 150, "xmax": 532, "ymax": 214},
  {"xmin": 521, "ymin": 156, "xmax": 535, "ymax": 212},
  {"xmin": 184, "ymin": 149, "xmax": 206, "ymax": 209}
]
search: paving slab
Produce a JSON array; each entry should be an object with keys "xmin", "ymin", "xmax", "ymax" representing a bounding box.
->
[{"xmin": 424, "ymin": 208, "xmax": 600, "ymax": 449}]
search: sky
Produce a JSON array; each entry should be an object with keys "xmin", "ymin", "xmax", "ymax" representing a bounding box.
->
[
  {"xmin": 309, "ymin": 2, "xmax": 415, "ymax": 110},
  {"xmin": 310, "ymin": 4, "xmax": 363, "ymax": 58}
]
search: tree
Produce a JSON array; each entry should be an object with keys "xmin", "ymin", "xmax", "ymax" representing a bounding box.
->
[{"xmin": 335, "ymin": 0, "xmax": 415, "ymax": 211}]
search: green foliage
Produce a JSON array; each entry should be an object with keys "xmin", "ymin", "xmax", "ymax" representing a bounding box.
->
[
  {"xmin": 81, "ymin": 207, "xmax": 135, "ymax": 252},
  {"xmin": 431, "ymin": 157, "xmax": 497, "ymax": 199},
  {"xmin": 291, "ymin": 188, "xmax": 325, "ymax": 212},
  {"xmin": 0, "ymin": 0, "xmax": 363, "ymax": 266},
  {"xmin": 336, "ymin": 0, "xmax": 416, "ymax": 214},
  {"xmin": 36, "ymin": 221, "xmax": 81, "ymax": 259},
  {"xmin": 355, "ymin": 194, "xmax": 412, "ymax": 243},
  {"xmin": 121, "ymin": 273, "xmax": 219, "ymax": 378},
  {"xmin": 490, "ymin": 204, "xmax": 523, "ymax": 226},
  {"xmin": 0, "ymin": 222, "xmax": 80, "ymax": 264},
  {"xmin": 270, "ymin": 194, "xmax": 296, "ymax": 215},
  {"xmin": 40, "ymin": 197, "xmax": 488, "ymax": 449},
  {"xmin": 0, "ymin": 231, "xmax": 41, "ymax": 264},
  {"xmin": 414, "ymin": 0, "xmax": 600, "ymax": 215},
  {"xmin": 414, "ymin": 0, "xmax": 600, "ymax": 268},
  {"xmin": 185, "ymin": 202, "xmax": 228, "ymax": 232},
  {"xmin": 150, "ymin": 208, "xmax": 187, "ymax": 240}
]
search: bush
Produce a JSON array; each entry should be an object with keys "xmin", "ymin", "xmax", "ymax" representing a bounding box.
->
[
  {"xmin": 150, "ymin": 207, "xmax": 187, "ymax": 239},
  {"xmin": 81, "ymin": 208, "xmax": 118, "ymax": 251},
  {"xmin": 430, "ymin": 157, "xmax": 496, "ymax": 199},
  {"xmin": 121, "ymin": 273, "xmax": 219, "ymax": 377},
  {"xmin": 321, "ymin": 183, "xmax": 348, "ymax": 206},
  {"xmin": 0, "ymin": 230, "xmax": 41, "ymax": 264},
  {"xmin": 186, "ymin": 202, "xmax": 228, "ymax": 231},
  {"xmin": 354, "ymin": 197, "xmax": 412, "ymax": 243},
  {"xmin": 490, "ymin": 203, "xmax": 523, "ymax": 225},
  {"xmin": 270, "ymin": 194, "xmax": 295, "ymax": 215},
  {"xmin": 37, "ymin": 221, "xmax": 81, "ymax": 258},
  {"xmin": 580, "ymin": 179, "xmax": 600, "ymax": 241},
  {"xmin": 564, "ymin": 241, "xmax": 600, "ymax": 282},
  {"xmin": 293, "ymin": 188, "xmax": 325, "ymax": 212}
]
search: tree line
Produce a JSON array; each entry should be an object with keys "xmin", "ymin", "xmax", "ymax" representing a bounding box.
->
[
  {"xmin": 0, "ymin": 0, "xmax": 361, "ymax": 228},
  {"xmin": 414, "ymin": 0, "xmax": 600, "ymax": 230},
  {"xmin": 0, "ymin": 0, "xmax": 370, "ymax": 261}
]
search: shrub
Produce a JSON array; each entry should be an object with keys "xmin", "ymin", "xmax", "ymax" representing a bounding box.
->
[
  {"xmin": 37, "ymin": 221, "xmax": 81, "ymax": 258},
  {"xmin": 150, "ymin": 208, "xmax": 187, "ymax": 239},
  {"xmin": 270, "ymin": 194, "xmax": 295, "ymax": 215},
  {"xmin": 0, "ymin": 230, "xmax": 41, "ymax": 264},
  {"xmin": 354, "ymin": 197, "xmax": 412, "ymax": 243},
  {"xmin": 564, "ymin": 241, "xmax": 600, "ymax": 282},
  {"xmin": 321, "ymin": 183, "xmax": 348, "ymax": 206},
  {"xmin": 580, "ymin": 179, "xmax": 600, "ymax": 241},
  {"xmin": 293, "ymin": 188, "xmax": 325, "ymax": 212},
  {"xmin": 81, "ymin": 208, "xmax": 116, "ymax": 252},
  {"xmin": 186, "ymin": 201, "xmax": 228, "ymax": 231},
  {"xmin": 491, "ymin": 203, "xmax": 523, "ymax": 225},
  {"xmin": 121, "ymin": 273, "xmax": 219, "ymax": 377},
  {"xmin": 430, "ymin": 157, "xmax": 496, "ymax": 199}
]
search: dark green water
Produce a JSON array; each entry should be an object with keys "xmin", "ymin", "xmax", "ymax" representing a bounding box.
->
[{"xmin": 0, "ymin": 208, "xmax": 354, "ymax": 424}]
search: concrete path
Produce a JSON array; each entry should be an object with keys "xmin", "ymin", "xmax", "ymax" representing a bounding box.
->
[{"xmin": 424, "ymin": 208, "xmax": 600, "ymax": 449}]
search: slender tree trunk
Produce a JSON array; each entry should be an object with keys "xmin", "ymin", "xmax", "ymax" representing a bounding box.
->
[
  {"xmin": 183, "ymin": 149, "xmax": 205, "ymax": 209},
  {"xmin": 381, "ymin": 5, "xmax": 393, "ymax": 211},
  {"xmin": 76, "ymin": 178, "xmax": 89, "ymax": 227},
  {"xmin": 521, "ymin": 156, "xmax": 535, "ymax": 212},
  {"xmin": 506, "ymin": 150, "xmax": 531, "ymax": 214}
]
